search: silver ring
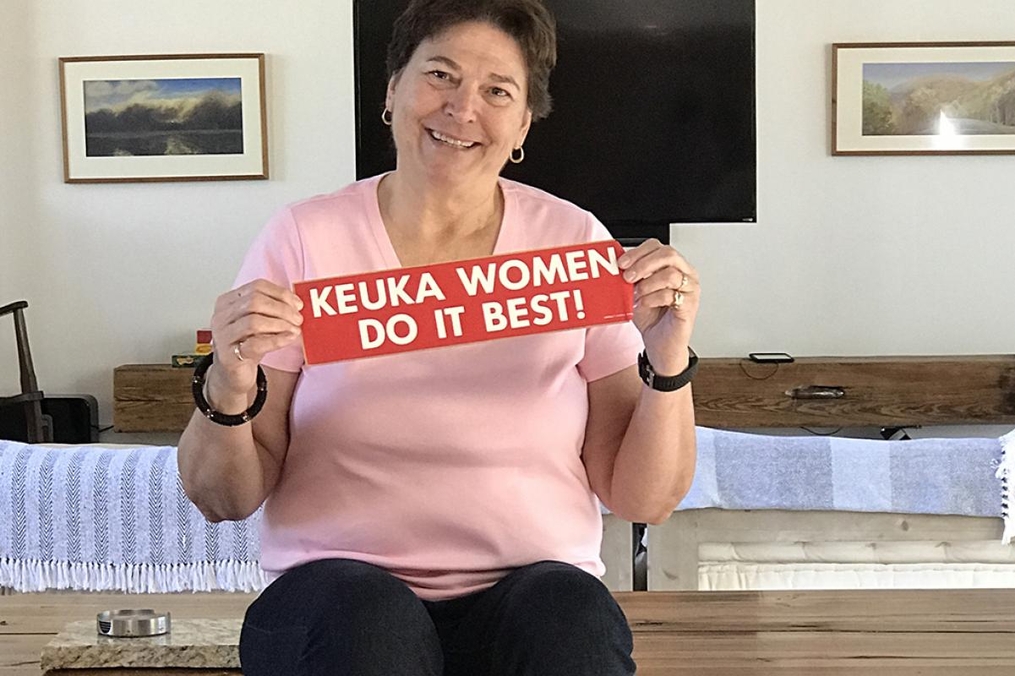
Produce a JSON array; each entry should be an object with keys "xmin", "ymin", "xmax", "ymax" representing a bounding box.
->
[
  {"xmin": 671, "ymin": 291, "xmax": 684, "ymax": 309},
  {"xmin": 677, "ymin": 273, "xmax": 689, "ymax": 291},
  {"xmin": 233, "ymin": 342, "xmax": 246, "ymax": 362}
]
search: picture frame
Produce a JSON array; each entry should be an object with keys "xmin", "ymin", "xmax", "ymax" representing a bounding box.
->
[
  {"xmin": 59, "ymin": 53, "xmax": 268, "ymax": 182},
  {"xmin": 832, "ymin": 42, "xmax": 1015, "ymax": 155}
]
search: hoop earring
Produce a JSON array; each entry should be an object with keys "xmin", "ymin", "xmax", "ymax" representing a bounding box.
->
[
  {"xmin": 381, "ymin": 108, "xmax": 393, "ymax": 126},
  {"xmin": 509, "ymin": 146, "xmax": 524, "ymax": 164}
]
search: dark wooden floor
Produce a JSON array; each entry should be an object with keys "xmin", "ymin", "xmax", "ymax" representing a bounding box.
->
[{"xmin": 3, "ymin": 589, "xmax": 1015, "ymax": 675}]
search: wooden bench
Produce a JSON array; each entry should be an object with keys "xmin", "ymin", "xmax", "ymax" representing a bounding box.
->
[{"xmin": 3, "ymin": 589, "xmax": 1015, "ymax": 675}]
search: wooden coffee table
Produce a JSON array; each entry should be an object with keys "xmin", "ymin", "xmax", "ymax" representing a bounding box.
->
[{"xmin": 8, "ymin": 589, "xmax": 1015, "ymax": 675}]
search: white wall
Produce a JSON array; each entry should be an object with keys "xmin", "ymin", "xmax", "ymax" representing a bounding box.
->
[
  {"xmin": 1, "ymin": 0, "xmax": 357, "ymax": 435},
  {"xmin": 0, "ymin": 1, "xmax": 36, "ymax": 394},
  {"xmin": 1, "ymin": 0, "xmax": 1013, "ymax": 437},
  {"xmin": 679, "ymin": 0, "xmax": 1015, "ymax": 357}
]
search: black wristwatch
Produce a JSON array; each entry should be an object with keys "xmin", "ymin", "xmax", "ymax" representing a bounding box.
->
[{"xmin": 638, "ymin": 347, "xmax": 698, "ymax": 392}]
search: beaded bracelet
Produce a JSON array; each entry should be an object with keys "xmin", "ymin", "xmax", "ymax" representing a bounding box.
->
[{"xmin": 191, "ymin": 352, "xmax": 267, "ymax": 426}]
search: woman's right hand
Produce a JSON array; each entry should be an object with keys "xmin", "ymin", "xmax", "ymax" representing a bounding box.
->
[{"xmin": 207, "ymin": 279, "xmax": 304, "ymax": 399}]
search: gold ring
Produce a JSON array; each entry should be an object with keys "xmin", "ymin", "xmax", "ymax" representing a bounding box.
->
[
  {"xmin": 671, "ymin": 291, "xmax": 684, "ymax": 309},
  {"xmin": 233, "ymin": 342, "xmax": 246, "ymax": 362},
  {"xmin": 677, "ymin": 273, "xmax": 689, "ymax": 291}
]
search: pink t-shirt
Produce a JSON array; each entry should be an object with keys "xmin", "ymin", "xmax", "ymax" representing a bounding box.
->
[{"xmin": 234, "ymin": 175, "xmax": 643, "ymax": 600}]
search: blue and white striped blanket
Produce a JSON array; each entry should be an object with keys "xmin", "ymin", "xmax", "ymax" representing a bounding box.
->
[
  {"xmin": 680, "ymin": 429, "xmax": 1013, "ymax": 543},
  {"xmin": 1, "ymin": 429, "xmax": 1013, "ymax": 593},
  {"xmin": 682, "ymin": 428, "xmax": 1015, "ymax": 539},
  {"xmin": 0, "ymin": 441, "xmax": 265, "ymax": 593}
]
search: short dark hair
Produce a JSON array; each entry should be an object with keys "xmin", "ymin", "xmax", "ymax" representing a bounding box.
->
[{"xmin": 386, "ymin": 0, "xmax": 557, "ymax": 120}]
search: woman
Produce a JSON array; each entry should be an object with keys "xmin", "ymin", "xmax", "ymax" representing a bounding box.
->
[{"xmin": 177, "ymin": 0, "xmax": 700, "ymax": 674}]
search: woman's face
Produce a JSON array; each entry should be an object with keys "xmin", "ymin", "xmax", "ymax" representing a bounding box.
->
[{"xmin": 386, "ymin": 21, "xmax": 533, "ymax": 191}]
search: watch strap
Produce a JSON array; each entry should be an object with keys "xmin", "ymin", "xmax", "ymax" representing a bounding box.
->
[{"xmin": 638, "ymin": 347, "xmax": 698, "ymax": 392}]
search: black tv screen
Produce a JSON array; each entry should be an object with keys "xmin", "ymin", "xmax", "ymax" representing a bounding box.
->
[{"xmin": 354, "ymin": 0, "xmax": 756, "ymax": 244}]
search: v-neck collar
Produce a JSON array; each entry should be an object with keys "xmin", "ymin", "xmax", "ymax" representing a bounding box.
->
[{"xmin": 364, "ymin": 173, "xmax": 515, "ymax": 270}]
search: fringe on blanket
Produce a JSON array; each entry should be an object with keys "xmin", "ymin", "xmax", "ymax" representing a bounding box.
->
[
  {"xmin": 0, "ymin": 558, "xmax": 267, "ymax": 593},
  {"xmin": 997, "ymin": 429, "xmax": 1015, "ymax": 545}
]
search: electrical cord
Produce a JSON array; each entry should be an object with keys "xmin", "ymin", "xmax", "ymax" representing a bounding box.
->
[
  {"xmin": 738, "ymin": 359, "xmax": 781, "ymax": 380},
  {"xmin": 799, "ymin": 426, "xmax": 844, "ymax": 436}
]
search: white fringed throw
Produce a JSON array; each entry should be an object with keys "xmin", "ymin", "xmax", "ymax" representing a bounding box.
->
[{"xmin": 0, "ymin": 440, "xmax": 266, "ymax": 593}]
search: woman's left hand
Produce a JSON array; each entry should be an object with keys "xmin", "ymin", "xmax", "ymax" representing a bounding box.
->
[{"xmin": 618, "ymin": 239, "xmax": 700, "ymax": 375}]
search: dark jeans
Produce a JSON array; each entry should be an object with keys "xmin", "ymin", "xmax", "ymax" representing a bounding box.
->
[{"xmin": 240, "ymin": 558, "xmax": 636, "ymax": 676}]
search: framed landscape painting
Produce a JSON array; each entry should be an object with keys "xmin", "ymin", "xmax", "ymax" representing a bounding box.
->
[
  {"xmin": 59, "ymin": 53, "xmax": 268, "ymax": 182},
  {"xmin": 832, "ymin": 42, "xmax": 1015, "ymax": 155}
]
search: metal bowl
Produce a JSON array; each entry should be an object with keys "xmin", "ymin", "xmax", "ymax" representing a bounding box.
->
[{"xmin": 96, "ymin": 609, "xmax": 171, "ymax": 637}]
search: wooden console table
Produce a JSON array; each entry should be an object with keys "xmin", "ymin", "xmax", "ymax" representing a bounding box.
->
[
  {"xmin": 113, "ymin": 355, "xmax": 1015, "ymax": 433},
  {"xmin": 113, "ymin": 364, "xmax": 194, "ymax": 433},
  {"xmin": 692, "ymin": 354, "xmax": 1015, "ymax": 428}
]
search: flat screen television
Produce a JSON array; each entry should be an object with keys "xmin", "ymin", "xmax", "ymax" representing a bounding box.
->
[{"xmin": 354, "ymin": 0, "xmax": 756, "ymax": 244}]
